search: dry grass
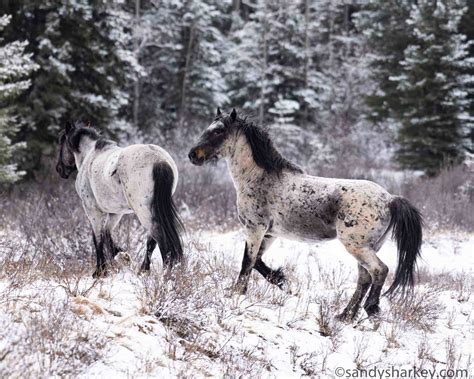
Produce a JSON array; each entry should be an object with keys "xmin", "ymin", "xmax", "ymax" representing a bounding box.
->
[
  {"xmin": 0, "ymin": 289, "xmax": 106, "ymax": 378},
  {"xmin": 134, "ymin": 245, "xmax": 276, "ymax": 376},
  {"xmin": 352, "ymin": 336, "xmax": 370, "ymax": 369},
  {"xmin": 314, "ymin": 293, "xmax": 344, "ymax": 343},
  {"xmin": 389, "ymin": 285, "xmax": 444, "ymax": 332},
  {"xmin": 0, "ymin": 159, "xmax": 472, "ymax": 377}
]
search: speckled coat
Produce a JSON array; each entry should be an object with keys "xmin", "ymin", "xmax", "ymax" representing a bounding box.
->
[
  {"xmin": 57, "ymin": 124, "xmax": 182, "ymax": 277},
  {"xmin": 189, "ymin": 110, "xmax": 422, "ymax": 321}
]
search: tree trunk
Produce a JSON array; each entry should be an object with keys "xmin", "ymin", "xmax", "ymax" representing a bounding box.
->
[
  {"xmin": 133, "ymin": 0, "xmax": 140, "ymax": 129},
  {"xmin": 303, "ymin": 0, "xmax": 310, "ymax": 127},
  {"xmin": 259, "ymin": 0, "xmax": 268, "ymax": 125},
  {"xmin": 179, "ymin": 20, "xmax": 196, "ymax": 128},
  {"xmin": 233, "ymin": 0, "xmax": 240, "ymax": 12}
]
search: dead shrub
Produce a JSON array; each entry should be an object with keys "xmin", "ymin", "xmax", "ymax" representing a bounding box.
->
[
  {"xmin": 314, "ymin": 292, "xmax": 344, "ymax": 350},
  {"xmin": 352, "ymin": 336, "xmax": 370, "ymax": 369},
  {"xmin": 389, "ymin": 285, "xmax": 444, "ymax": 332},
  {"xmin": 398, "ymin": 164, "xmax": 473, "ymax": 232},
  {"xmin": 314, "ymin": 258, "xmax": 350, "ymax": 291},
  {"xmin": 0, "ymin": 291, "xmax": 106, "ymax": 378}
]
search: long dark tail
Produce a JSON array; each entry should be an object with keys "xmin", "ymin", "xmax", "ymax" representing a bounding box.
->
[
  {"xmin": 151, "ymin": 162, "xmax": 185, "ymax": 266},
  {"xmin": 384, "ymin": 197, "xmax": 423, "ymax": 297}
]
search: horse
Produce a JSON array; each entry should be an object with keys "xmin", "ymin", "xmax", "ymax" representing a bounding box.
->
[
  {"xmin": 56, "ymin": 121, "xmax": 184, "ymax": 277},
  {"xmin": 188, "ymin": 108, "xmax": 422, "ymax": 320}
]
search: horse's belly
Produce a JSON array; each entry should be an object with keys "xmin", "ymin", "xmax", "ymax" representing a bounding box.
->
[{"xmin": 272, "ymin": 219, "xmax": 337, "ymax": 243}]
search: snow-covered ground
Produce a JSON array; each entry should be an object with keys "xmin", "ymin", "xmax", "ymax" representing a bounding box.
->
[{"xmin": 0, "ymin": 230, "xmax": 472, "ymax": 378}]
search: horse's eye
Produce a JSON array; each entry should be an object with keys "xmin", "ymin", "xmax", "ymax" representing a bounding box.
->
[{"xmin": 214, "ymin": 128, "xmax": 224, "ymax": 135}]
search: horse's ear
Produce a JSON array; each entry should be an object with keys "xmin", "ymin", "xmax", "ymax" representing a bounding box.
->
[
  {"xmin": 65, "ymin": 121, "xmax": 75, "ymax": 134},
  {"xmin": 216, "ymin": 107, "xmax": 222, "ymax": 117},
  {"xmin": 230, "ymin": 108, "xmax": 237, "ymax": 122}
]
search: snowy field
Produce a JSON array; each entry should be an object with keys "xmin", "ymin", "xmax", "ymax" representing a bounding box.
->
[{"xmin": 0, "ymin": 229, "xmax": 472, "ymax": 378}]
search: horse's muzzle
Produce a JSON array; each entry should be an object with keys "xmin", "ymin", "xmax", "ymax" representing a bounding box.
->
[
  {"xmin": 56, "ymin": 163, "xmax": 73, "ymax": 179},
  {"xmin": 188, "ymin": 147, "xmax": 205, "ymax": 166}
]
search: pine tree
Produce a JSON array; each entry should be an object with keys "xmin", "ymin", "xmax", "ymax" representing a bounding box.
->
[
  {"xmin": 391, "ymin": 0, "xmax": 472, "ymax": 174},
  {"xmin": 458, "ymin": 0, "xmax": 474, "ymax": 154},
  {"xmin": 316, "ymin": 3, "xmax": 377, "ymax": 136},
  {"xmin": 134, "ymin": 0, "xmax": 230, "ymax": 146},
  {"xmin": 359, "ymin": 0, "xmax": 414, "ymax": 123},
  {"xmin": 1, "ymin": 1, "xmax": 138, "ymax": 173},
  {"xmin": 0, "ymin": 15, "xmax": 37, "ymax": 183},
  {"xmin": 226, "ymin": 0, "xmax": 329, "ymax": 127}
]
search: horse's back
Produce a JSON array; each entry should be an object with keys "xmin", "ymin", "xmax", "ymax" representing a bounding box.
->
[{"xmin": 268, "ymin": 173, "xmax": 393, "ymax": 244}]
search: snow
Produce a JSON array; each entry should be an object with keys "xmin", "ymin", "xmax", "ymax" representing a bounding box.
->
[{"xmin": 1, "ymin": 229, "xmax": 472, "ymax": 377}]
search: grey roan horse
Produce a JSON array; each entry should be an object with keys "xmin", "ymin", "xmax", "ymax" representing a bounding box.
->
[
  {"xmin": 56, "ymin": 122, "xmax": 184, "ymax": 277},
  {"xmin": 189, "ymin": 108, "xmax": 422, "ymax": 320}
]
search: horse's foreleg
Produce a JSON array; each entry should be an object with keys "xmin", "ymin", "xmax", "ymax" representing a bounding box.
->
[
  {"xmin": 336, "ymin": 264, "xmax": 371, "ymax": 321},
  {"xmin": 235, "ymin": 227, "xmax": 266, "ymax": 294},
  {"xmin": 252, "ymin": 236, "xmax": 286, "ymax": 289},
  {"xmin": 105, "ymin": 214, "xmax": 124, "ymax": 257},
  {"xmin": 84, "ymin": 207, "xmax": 108, "ymax": 278},
  {"xmin": 92, "ymin": 232, "xmax": 106, "ymax": 278}
]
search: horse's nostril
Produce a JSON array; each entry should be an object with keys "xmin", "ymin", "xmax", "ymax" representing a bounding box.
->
[{"xmin": 189, "ymin": 150, "xmax": 197, "ymax": 161}]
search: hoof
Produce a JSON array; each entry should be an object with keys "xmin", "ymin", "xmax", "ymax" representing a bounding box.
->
[
  {"xmin": 336, "ymin": 308, "xmax": 359, "ymax": 323},
  {"xmin": 272, "ymin": 269, "xmax": 287, "ymax": 287},
  {"xmin": 92, "ymin": 267, "xmax": 108, "ymax": 279},
  {"xmin": 115, "ymin": 251, "xmax": 131, "ymax": 266},
  {"xmin": 112, "ymin": 246, "xmax": 125, "ymax": 258},
  {"xmin": 139, "ymin": 263, "xmax": 150, "ymax": 274},
  {"xmin": 233, "ymin": 282, "xmax": 248, "ymax": 295},
  {"xmin": 278, "ymin": 279, "xmax": 293, "ymax": 295},
  {"xmin": 365, "ymin": 304, "xmax": 380, "ymax": 317}
]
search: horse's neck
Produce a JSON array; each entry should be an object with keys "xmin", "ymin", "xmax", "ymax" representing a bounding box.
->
[
  {"xmin": 226, "ymin": 135, "xmax": 264, "ymax": 191},
  {"xmin": 73, "ymin": 138, "xmax": 96, "ymax": 169}
]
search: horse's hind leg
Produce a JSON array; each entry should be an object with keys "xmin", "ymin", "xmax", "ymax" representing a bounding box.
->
[
  {"xmin": 130, "ymin": 209, "xmax": 175, "ymax": 272},
  {"xmin": 336, "ymin": 264, "xmax": 371, "ymax": 321},
  {"xmin": 140, "ymin": 236, "xmax": 157, "ymax": 272},
  {"xmin": 343, "ymin": 245, "xmax": 388, "ymax": 318},
  {"xmin": 253, "ymin": 235, "xmax": 287, "ymax": 289}
]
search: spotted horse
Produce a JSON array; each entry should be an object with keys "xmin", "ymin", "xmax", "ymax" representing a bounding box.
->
[
  {"xmin": 57, "ymin": 122, "xmax": 184, "ymax": 277},
  {"xmin": 189, "ymin": 108, "xmax": 423, "ymax": 320}
]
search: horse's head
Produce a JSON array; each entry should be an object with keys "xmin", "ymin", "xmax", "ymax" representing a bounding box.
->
[
  {"xmin": 188, "ymin": 108, "xmax": 238, "ymax": 166},
  {"xmin": 56, "ymin": 121, "xmax": 77, "ymax": 179}
]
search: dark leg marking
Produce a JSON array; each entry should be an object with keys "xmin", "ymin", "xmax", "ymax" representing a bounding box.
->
[
  {"xmin": 157, "ymin": 235, "xmax": 173, "ymax": 269},
  {"xmin": 103, "ymin": 229, "xmax": 123, "ymax": 258},
  {"xmin": 253, "ymin": 235, "xmax": 286, "ymax": 288},
  {"xmin": 110, "ymin": 239, "xmax": 123, "ymax": 258},
  {"xmin": 254, "ymin": 259, "xmax": 286, "ymax": 288},
  {"xmin": 364, "ymin": 265, "xmax": 388, "ymax": 317},
  {"xmin": 337, "ymin": 264, "xmax": 371, "ymax": 321},
  {"xmin": 92, "ymin": 232, "xmax": 107, "ymax": 278},
  {"xmin": 140, "ymin": 236, "xmax": 157, "ymax": 272},
  {"xmin": 92, "ymin": 230, "xmax": 124, "ymax": 278},
  {"xmin": 236, "ymin": 242, "xmax": 253, "ymax": 293}
]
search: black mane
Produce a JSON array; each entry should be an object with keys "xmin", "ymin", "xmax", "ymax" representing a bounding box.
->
[
  {"xmin": 226, "ymin": 116, "xmax": 304, "ymax": 175},
  {"xmin": 68, "ymin": 122, "xmax": 114, "ymax": 152}
]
